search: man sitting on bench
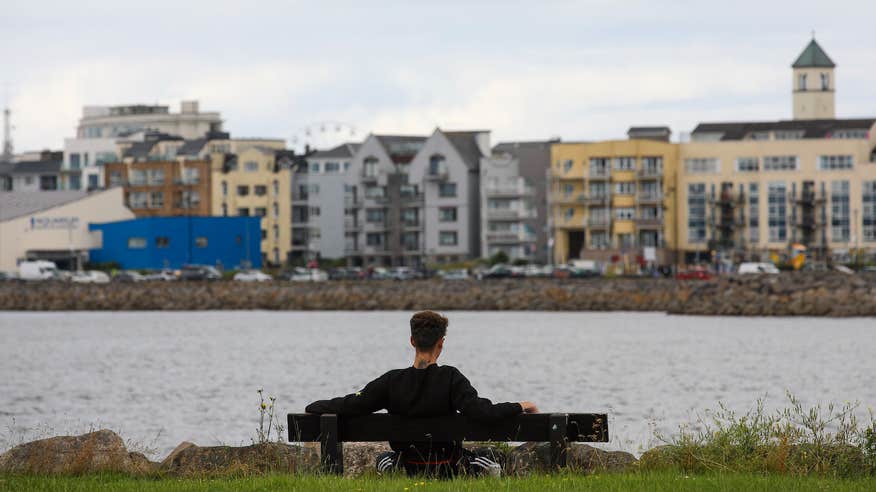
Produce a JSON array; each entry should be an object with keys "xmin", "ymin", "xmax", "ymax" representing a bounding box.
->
[{"xmin": 305, "ymin": 310, "xmax": 538, "ymax": 477}]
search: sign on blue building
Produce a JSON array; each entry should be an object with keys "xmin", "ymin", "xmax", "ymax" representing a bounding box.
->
[{"xmin": 89, "ymin": 216, "xmax": 262, "ymax": 270}]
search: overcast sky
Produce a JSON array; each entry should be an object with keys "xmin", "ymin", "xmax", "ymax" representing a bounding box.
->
[{"xmin": 3, "ymin": 1, "xmax": 875, "ymax": 152}]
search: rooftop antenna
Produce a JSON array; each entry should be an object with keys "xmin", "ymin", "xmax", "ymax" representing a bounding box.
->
[{"xmin": 2, "ymin": 83, "xmax": 12, "ymax": 160}]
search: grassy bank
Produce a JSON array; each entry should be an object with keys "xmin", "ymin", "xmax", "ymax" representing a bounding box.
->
[{"xmin": 2, "ymin": 472, "xmax": 876, "ymax": 492}]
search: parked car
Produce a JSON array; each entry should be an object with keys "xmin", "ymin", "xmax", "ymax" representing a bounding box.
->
[
  {"xmin": 569, "ymin": 260, "xmax": 602, "ymax": 277},
  {"xmin": 288, "ymin": 267, "xmax": 328, "ymax": 282},
  {"xmin": 233, "ymin": 270, "xmax": 273, "ymax": 282},
  {"xmin": 438, "ymin": 269, "xmax": 470, "ymax": 280},
  {"xmin": 481, "ymin": 264, "xmax": 513, "ymax": 279},
  {"xmin": 179, "ymin": 265, "xmax": 221, "ymax": 281},
  {"xmin": 0, "ymin": 271, "xmax": 19, "ymax": 281},
  {"xmin": 18, "ymin": 260, "xmax": 59, "ymax": 281},
  {"xmin": 143, "ymin": 269, "xmax": 178, "ymax": 281},
  {"xmin": 71, "ymin": 270, "xmax": 110, "ymax": 284},
  {"xmin": 368, "ymin": 267, "xmax": 392, "ymax": 280},
  {"xmin": 737, "ymin": 262, "xmax": 780, "ymax": 275},
  {"xmin": 675, "ymin": 269, "xmax": 713, "ymax": 280},
  {"xmin": 390, "ymin": 267, "xmax": 419, "ymax": 281},
  {"xmin": 113, "ymin": 270, "xmax": 145, "ymax": 283}
]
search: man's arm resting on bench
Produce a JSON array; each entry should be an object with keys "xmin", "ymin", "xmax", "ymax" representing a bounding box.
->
[
  {"xmin": 450, "ymin": 367, "xmax": 536, "ymax": 420},
  {"xmin": 305, "ymin": 371, "xmax": 390, "ymax": 415}
]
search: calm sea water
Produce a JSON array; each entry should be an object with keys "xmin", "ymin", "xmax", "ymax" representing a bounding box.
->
[{"xmin": 1, "ymin": 311, "xmax": 873, "ymax": 458}]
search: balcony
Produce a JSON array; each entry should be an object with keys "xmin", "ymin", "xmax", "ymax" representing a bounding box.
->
[
  {"xmin": 791, "ymin": 217, "xmax": 825, "ymax": 229},
  {"xmin": 401, "ymin": 221, "xmax": 422, "ymax": 230},
  {"xmin": 486, "ymin": 185, "xmax": 535, "ymax": 197},
  {"xmin": 638, "ymin": 168, "xmax": 663, "ymax": 179},
  {"xmin": 344, "ymin": 218, "xmax": 361, "ymax": 231},
  {"xmin": 587, "ymin": 216, "xmax": 610, "ymax": 228},
  {"xmin": 584, "ymin": 194, "xmax": 610, "ymax": 205},
  {"xmin": 486, "ymin": 231, "xmax": 537, "ymax": 244},
  {"xmin": 400, "ymin": 193, "xmax": 423, "ymax": 203},
  {"xmin": 364, "ymin": 220, "xmax": 390, "ymax": 231},
  {"xmin": 292, "ymin": 194, "xmax": 309, "ymax": 203},
  {"xmin": 344, "ymin": 196, "xmax": 362, "ymax": 207},
  {"xmin": 552, "ymin": 192, "xmax": 584, "ymax": 204},
  {"xmin": 361, "ymin": 171, "xmax": 379, "ymax": 183},
  {"xmin": 793, "ymin": 191, "xmax": 826, "ymax": 204},
  {"xmin": 588, "ymin": 169, "xmax": 610, "ymax": 180},
  {"xmin": 635, "ymin": 217, "xmax": 663, "ymax": 228},
  {"xmin": 708, "ymin": 193, "xmax": 745, "ymax": 206},
  {"xmin": 425, "ymin": 170, "xmax": 449, "ymax": 181},
  {"xmin": 487, "ymin": 208, "xmax": 537, "ymax": 220},
  {"xmin": 344, "ymin": 244, "xmax": 361, "ymax": 254},
  {"xmin": 636, "ymin": 192, "xmax": 663, "ymax": 204}
]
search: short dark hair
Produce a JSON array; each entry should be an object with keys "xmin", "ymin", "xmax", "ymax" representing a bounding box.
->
[{"xmin": 410, "ymin": 310, "xmax": 448, "ymax": 349}]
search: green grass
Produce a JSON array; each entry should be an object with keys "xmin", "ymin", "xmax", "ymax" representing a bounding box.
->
[{"xmin": 2, "ymin": 472, "xmax": 876, "ymax": 492}]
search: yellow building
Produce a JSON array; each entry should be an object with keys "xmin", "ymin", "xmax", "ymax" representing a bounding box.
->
[
  {"xmin": 210, "ymin": 146, "xmax": 293, "ymax": 266},
  {"xmin": 676, "ymin": 39, "xmax": 876, "ymax": 264},
  {"xmin": 550, "ymin": 134, "xmax": 679, "ymax": 267}
]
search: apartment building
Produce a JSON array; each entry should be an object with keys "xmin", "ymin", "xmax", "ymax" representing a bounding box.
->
[
  {"xmin": 62, "ymin": 100, "xmax": 222, "ymax": 190},
  {"xmin": 0, "ymin": 151, "xmax": 63, "ymax": 192},
  {"xmin": 481, "ymin": 141, "xmax": 553, "ymax": 263},
  {"xmin": 211, "ymin": 147, "xmax": 293, "ymax": 267},
  {"xmin": 550, "ymin": 137, "xmax": 679, "ymax": 265},
  {"xmin": 344, "ymin": 134, "xmax": 427, "ymax": 266},
  {"xmin": 295, "ymin": 143, "xmax": 360, "ymax": 261},
  {"xmin": 676, "ymin": 39, "xmax": 876, "ymax": 263}
]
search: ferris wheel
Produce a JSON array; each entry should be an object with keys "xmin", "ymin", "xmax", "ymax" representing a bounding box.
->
[{"xmin": 289, "ymin": 121, "xmax": 360, "ymax": 154}]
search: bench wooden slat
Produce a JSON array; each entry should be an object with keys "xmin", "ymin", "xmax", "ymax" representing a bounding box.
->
[{"xmin": 287, "ymin": 413, "xmax": 608, "ymax": 443}]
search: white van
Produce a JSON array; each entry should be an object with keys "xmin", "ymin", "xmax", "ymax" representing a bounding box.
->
[
  {"xmin": 19, "ymin": 260, "xmax": 60, "ymax": 280},
  {"xmin": 737, "ymin": 262, "xmax": 780, "ymax": 275}
]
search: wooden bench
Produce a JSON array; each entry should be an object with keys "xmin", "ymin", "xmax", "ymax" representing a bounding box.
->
[{"xmin": 288, "ymin": 413, "xmax": 608, "ymax": 474}]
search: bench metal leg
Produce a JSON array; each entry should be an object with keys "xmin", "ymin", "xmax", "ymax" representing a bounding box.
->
[
  {"xmin": 549, "ymin": 413, "xmax": 568, "ymax": 469},
  {"xmin": 320, "ymin": 414, "xmax": 344, "ymax": 475}
]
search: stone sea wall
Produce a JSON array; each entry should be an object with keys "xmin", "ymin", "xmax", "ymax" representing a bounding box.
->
[{"xmin": 0, "ymin": 273, "xmax": 874, "ymax": 316}]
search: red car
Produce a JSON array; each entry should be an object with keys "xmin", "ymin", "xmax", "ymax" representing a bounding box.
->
[{"xmin": 675, "ymin": 269, "xmax": 713, "ymax": 280}]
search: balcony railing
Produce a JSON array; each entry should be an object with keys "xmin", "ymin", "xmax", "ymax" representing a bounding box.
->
[
  {"xmin": 485, "ymin": 232, "xmax": 537, "ymax": 243},
  {"xmin": 425, "ymin": 170, "xmax": 449, "ymax": 181},
  {"xmin": 588, "ymin": 169, "xmax": 610, "ymax": 179},
  {"xmin": 344, "ymin": 196, "xmax": 362, "ymax": 207},
  {"xmin": 587, "ymin": 216, "xmax": 610, "ymax": 227},
  {"xmin": 361, "ymin": 171, "xmax": 379, "ymax": 182},
  {"xmin": 638, "ymin": 168, "xmax": 663, "ymax": 178},
  {"xmin": 635, "ymin": 217, "xmax": 663, "ymax": 227},
  {"xmin": 552, "ymin": 192, "xmax": 584, "ymax": 204},
  {"xmin": 487, "ymin": 208, "xmax": 537, "ymax": 220},
  {"xmin": 584, "ymin": 194, "xmax": 610, "ymax": 205},
  {"xmin": 343, "ymin": 219, "xmax": 361, "ymax": 230},
  {"xmin": 486, "ymin": 185, "xmax": 535, "ymax": 197},
  {"xmin": 637, "ymin": 192, "xmax": 663, "ymax": 203}
]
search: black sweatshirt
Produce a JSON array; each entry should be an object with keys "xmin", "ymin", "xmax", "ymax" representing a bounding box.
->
[{"xmin": 305, "ymin": 364, "xmax": 522, "ymax": 457}]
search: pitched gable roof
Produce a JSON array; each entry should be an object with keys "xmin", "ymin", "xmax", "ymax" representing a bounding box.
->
[
  {"xmin": 443, "ymin": 131, "xmax": 485, "ymax": 170},
  {"xmin": 792, "ymin": 39, "xmax": 836, "ymax": 68},
  {"xmin": 374, "ymin": 135, "xmax": 426, "ymax": 164}
]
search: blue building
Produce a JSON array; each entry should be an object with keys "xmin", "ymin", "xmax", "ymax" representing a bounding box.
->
[{"xmin": 89, "ymin": 216, "xmax": 262, "ymax": 270}]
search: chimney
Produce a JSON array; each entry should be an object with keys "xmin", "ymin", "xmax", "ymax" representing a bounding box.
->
[{"xmin": 181, "ymin": 100, "xmax": 199, "ymax": 114}]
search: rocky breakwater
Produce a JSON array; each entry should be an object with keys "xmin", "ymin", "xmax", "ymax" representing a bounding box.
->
[{"xmin": 0, "ymin": 273, "xmax": 873, "ymax": 315}]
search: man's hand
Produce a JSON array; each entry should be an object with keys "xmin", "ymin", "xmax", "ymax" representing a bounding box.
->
[{"xmin": 519, "ymin": 401, "xmax": 539, "ymax": 414}]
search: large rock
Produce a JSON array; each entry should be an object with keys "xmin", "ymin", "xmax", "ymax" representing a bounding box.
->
[
  {"xmin": 159, "ymin": 442, "xmax": 318, "ymax": 477},
  {"xmin": 0, "ymin": 429, "xmax": 154, "ymax": 475},
  {"xmin": 507, "ymin": 442, "xmax": 637, "ymax": 475},
  {"xmin": 343, "ymin": 442, "xmax": 391, "ymax": 477}
]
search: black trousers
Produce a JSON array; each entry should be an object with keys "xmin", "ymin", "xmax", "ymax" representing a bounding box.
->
[{"xmin": 376, "ymin": 447, "xmax": 503, "ymax": 477}]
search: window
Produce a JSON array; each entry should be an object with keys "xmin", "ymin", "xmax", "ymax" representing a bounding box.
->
[
  {"xmin": 222, "ymin": 203, "xmax": 228, "ymax": 216},
  {"xmin": 150, "ymin": 191, "xmax": 164, "ymax": 209},
  {"xmin": 614, "ymin": 207, "xmax": 635, "ymax": 220},
  {"xmin": 273, "ymin": 202, "xmax": 280, "ymax": 218},
  {"xmin": 309, "ymin": 206, "xmax": 319, "ymax": 217},
  {"xmin": 564, "ymin": 208, "xmax": 574, "ymax": 220},
  {"xmin": 237, "ymin": 185, "xmax": 249, "ymax": 196},
  {"xmin": 366, "ymin": 208, "xmax": 386, "ymax": 223},
  {"xmin": 182, "ymin": 167, "xmax": 199, "ymax": 184},
  {"xmin": 272, "ymin": 180, "xmax": 279, "ymax": 195},
  {"xmin": 749, "ymin": 183, "xmax": 759, "ymax": 243},
  {"xmin": 156, "ymin": 236, "xmax": 170, "ymax": 248},
  {"xmin": 590, "ymin": 231, "xmax": 610, "ymax": 249},
  {"xmin": 237, "ymin": 208, "xmax": 250, "ymax": 216},
  {"xmin": 832, "ymin": 129, "xmax": 868, "ymax": 139},
  {"xmin": 310, "ymin": 162, "xmax": 320, "ymax": 173},
  {"xmin": 273, "ymin": 225, "xmax": 279, "ymax": 240},
  {"xmin": 614, "ymin": 157, "xmax": 635, "ymax": 170},
  {"xmin": 763, "ymin": 155, "xmax": 798, "ymax": 171},
  {"xmin": 863, "ymin": 181, "xmax": 876, "ymax": 242},
  {"xmin": 641, "ymin": 157, "xmax": 662, "ymax": 174},
  {"xmin": 563, "ymin": 183, "xmax": 574, "ymax": 195},
  {"xmin": 439, "ymin": 182, "xmax": 457, "ymax": 197},
  {"xmin": 366, "ymin": 233, "xmax": 384, "ymax": 247},
  {"xmin": 69, "ymin": 153, "xmax": 81, "ymax": 169},
  {"xmin": 589, "ymin": 182, "xmax": 608, "ymax": 198},
  {"xmin": 363, "ymin": 157, "xmax": 379, "ymax": 177},
  {"xmin": 69, "ymin": 175, "xmax": 81, "ymax": 190},
  {"xmin": 768, "ymin": 182, "xmax": 787, "ymax": 242},
  {"xmin": 439, "ymin": 231, "xmax": 458, "ymax": 246},
  {"xmin": 88, "ymin": 174, "xmax": 98, "ymax": 189},
  {"xmin": 96, "ymin": 152, "xmax": 117, "ymax": 166},
  {"xmin": 148, "ymin": 168, "xmax": 165, "ymax": 185},
  {"xmin": 344, "ymin": 162, "xmax": 351, "ymax": 171},
  {"xmin": 401, "ymin": 232, "xmax": 419, "ymax": 251},
  {"xmin": 254, "ymin": 185, "xmax": 267, "ymax": 196},
  {"xmin": 128, "ymin": 192, "xmax": 149, "ymax": 209},
  {"xmin": 308, "ymin": 183, "xmax": 320, "ymax": 195},
  {"xmin": 831, "ymin": 180, "xmax": 850, "ymax": 242},
  {"xmin": 402, "ymin": 208, "xmax": 418, "ymax": 225},
  {"xmin": 429, "ymin": 155, "xmax": 447, "ymax": 176},
  {"xmin": 798, "ymin": 73, "xmax": 807, "ymax": 91},
  {"xmin": 614, "ymin": 182, "xmax": 635, "ymax": 195},
  {"xmin": 736, "ymin": 157, "xmax": 759, "ymax": 172},
  {"xmin": 127, "ymin": 237, "xmax": 147, "ymax": 249},
  {"xmin": 39, "ymin": 175, "xmax": 58, "ymax": 191},
  {"xmin": 439, "ymin": 207, "xmax": 457, "ymax": 222},
  {"xmin": 254, "ymin": 207, "xmax": 267, "ymax": 217},
  {"xmin": 364, "ymin": 185, "xmax": 384, "ymax": 199},
  {"xmin": 589, "ymin": 158, "xmax": 609, "ymax": 177},
  {"xmin": 325, "ymin": 162, "xmax": 340, "ymax": 173},
  {"xmin": 244, "ymin": 161, "xmax": 259, "ymax": 172},
  {"xmin": 684, "ymin": 158, "xmax": 719, "ymax": 174},
  {"xmin": 746, "ymin": 132, "xmax": 770, "ymax": 141},
  {"xmin": 195, "ymin": 237, "xmax": 208, "ymax": 248},
  {"xmin": 109, "ymin": 170, "xmax": 123, "ymax": 187},
  {"xmin": 221, "ymin": 181, "xmax": 228, "ymax": 197},
  {"xmin": 687, "ymin": 183, "xmax": 706, "ymax": 243},
  {"xmin": 818, "ymin": 155, "xmax": 853, "ymax": 170},
  {"xmin": 821, "ymin": 72, "xmax": 829, "ymax": 90},
  {"xmin": 775, "ymin": 130, "xmax": 804, "ymax": 140},
  {"xmin": 129, "ymin": 169, "xmax": 147, "ymax": 185},
  {"xmin": 563, "ymin": 160, "xmax": 573, "ymax": 173},
  {"xmin": 261, "ymin": 229, "xmax": 267, "ymax": 240}
]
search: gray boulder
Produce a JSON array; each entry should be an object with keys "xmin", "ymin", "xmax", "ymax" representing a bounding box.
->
[{"xmin": 159, "ymin": 442, "xmax": 318, "ymax": 476}]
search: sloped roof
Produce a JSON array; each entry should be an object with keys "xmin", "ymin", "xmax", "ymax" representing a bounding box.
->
[
  {"xmin": 310, "ymin": 142, "xmax": 361, "ymax": 159},
  {"xmin": 444, "ymin": 131, "xmax": 485, "ymax": 170},
  {"xmin": 176, "ymin": 138, "xmax": 207, "ymax": 156},
  {"xmin": 10, "ymin": 160, "xmax": 62, "ymax": 175},
  {"xmin": 692, "ymin": 118, "xmax": 875, "ymax": 141},
  {"xmin": 0, "ymin": 191, "xmax": 88, "ymax": 221},
  {"xmin": 792, "ymin": 39, "xmax": 836, "ymax": 68}
]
